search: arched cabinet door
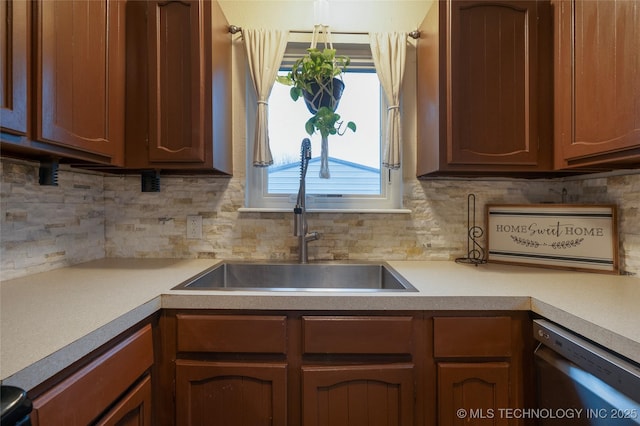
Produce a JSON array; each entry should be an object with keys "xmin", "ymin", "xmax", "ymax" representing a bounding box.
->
[
  {"xmin": 448, "ymin": 1, "xmax": 542, "ymax": 166},
  {"xmin": 175, "ymin": 360, "xmax": 288, "ymax": 426},
  {"xmin": 125, "ymin": 0, "xmax": 232, "ymax": 174},
  {"xmin": 147, "ymin": 0, "xmax": 205, "ymax": 164},
  {"xmin": 437, "ymin": 362, "xmax": 510, "ymax": 426},
  {"xmin": 301, "ymin": 364, "xmax": 415, "ymax": 426},
  {"xmin": 416, "ymin": 0, "xmax": 553, "ymax": 176},
  {"xmin": 35, "ymin": 0, "xmax": 125, "ymax": 165}
]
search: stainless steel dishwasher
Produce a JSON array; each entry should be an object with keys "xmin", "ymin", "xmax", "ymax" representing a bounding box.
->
[{"xmin": 534, "ymin": 319, "xmax": 640, "ymax": 425}]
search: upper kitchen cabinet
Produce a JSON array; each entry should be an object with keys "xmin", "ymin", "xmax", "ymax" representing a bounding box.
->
[
  {"xmin": 553, "ymin": 0, "xmax": 640, "ymax": 170},
  {"xmin": 125, "ymin": 0, "xmax": 232, "ymax": 175},
  {"xmin": 416, "ymin": 0, "xmax": 553, "ymax": 177},
  {"xmin": 0, "ymin": 0, "xmax": 126, "ymax": 167},
  {"xmin": 36, "ymin": 0, "xmax": 126, "ymax": 166}
]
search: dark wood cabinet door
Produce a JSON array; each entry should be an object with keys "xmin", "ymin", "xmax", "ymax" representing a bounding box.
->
[
  {"xmin": 0, "ymin": 0, "xmax": 29, "ymax": 135},
  {"xmin": 96, "ymin": 375, "xmax": 152, "ymax": 426},
  {"xmin": 554, "ymin": 0, "xmax": 640, "ymax": 168},
  {"xmin": 34, "ymin": 0, "xmax": 125, "ymax": 165},
  {"xmin": 302, "ymin": 364, "xmax": 415, "ymax": 426},
  {"xmin": 417, "ymin": 0, "xmax": 552, "ymax": 176},
  {"xmin": 126, "ymin": 0, "xmax": 232, "ymax": 173},
  {"xmin": 147, "ymin": 0, "xmax": 207, "ymax": 163},
  {"xmin": 437, "ymin": 362, "xmax": 510, "ymax": 426},
  {"xmin": 449, "ymin": 1, "xmax": 544, "ymax": 166},
  {"xmin": 175, "ymin": 360, "xmax": 288, "ymax": 426}
]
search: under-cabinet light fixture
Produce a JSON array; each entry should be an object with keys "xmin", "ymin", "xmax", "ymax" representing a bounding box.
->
[
  {"xmin": 38, "ymin": 160, "xmax": 59, "ymax": 186},
  {"xmin": 141, "ymin": 170, "xmax": 161, "ymax": 192}
]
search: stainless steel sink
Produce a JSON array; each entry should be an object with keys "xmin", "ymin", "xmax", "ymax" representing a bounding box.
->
[{"xmin": 171, "ymin": 262, "xmax": 418, "ymax": 292}]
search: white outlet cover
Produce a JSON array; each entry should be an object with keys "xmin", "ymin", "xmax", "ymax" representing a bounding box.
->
[{"xmin": 187, "ymin": 215, "xmax": 203, "ymax": 239}]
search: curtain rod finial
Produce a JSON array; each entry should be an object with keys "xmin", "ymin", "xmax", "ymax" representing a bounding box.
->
[{"xmin": 229, "ymin": 25, "xmax": 242, "ymax": 34}]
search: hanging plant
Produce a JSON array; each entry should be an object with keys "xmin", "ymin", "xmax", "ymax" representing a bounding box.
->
[
  {"xmin": 276, "ymin": 47, "xmax": 356, "ymax": 137},
  {"xmin": 305, "ymin": 106, "xmax": 356, "ymax": 138}
]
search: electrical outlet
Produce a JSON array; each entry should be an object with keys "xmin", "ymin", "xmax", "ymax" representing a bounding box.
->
[{"xmin": 186, "ymin": 215, "xmax": 202, "ymax": 239}]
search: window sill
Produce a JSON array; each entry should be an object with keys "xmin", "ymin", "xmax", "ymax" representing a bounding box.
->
[{"xmin": 238, "ymin": 207, "xmax": 412, "ymax": 214}]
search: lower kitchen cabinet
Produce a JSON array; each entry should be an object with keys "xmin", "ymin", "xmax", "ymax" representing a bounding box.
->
[
  {"xmin": 432, "ymin": 315, "xmax": 532, "ymax": 426},
  {"xmin": 175, "ymin": 360, "xmax": 287, "ymax": 426},
  {"xmin": 160, "ymin": 310, "xmax": 533, "ymax": 426},
  {"xmin": 161, "ymin": 311, "xmax": 424, "ymax": 425},
  {"xmin": 29, "ymin": 321, "xmax": 154, "ymax": 425},
  {"xmin": 168, "ymin": 314, "xmax": 289, "ymax": 425},
  {"xmin": 301, "ymin": 315, "xmax": 418, "ymax": 426},
  {"xmin": 301, "ymin": 364, "xmax": 415, "ymax": 426}
]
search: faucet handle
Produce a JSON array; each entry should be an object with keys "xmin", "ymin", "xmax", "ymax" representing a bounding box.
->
[{"xmin": 305, "ymin": 231, "xmax": 320, "ymax": 242}]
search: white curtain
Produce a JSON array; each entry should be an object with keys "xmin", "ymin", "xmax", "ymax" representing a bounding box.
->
[
  {"xmin": 243, "ymin": 29, "xmax": 289, "ymax": 167},
  {"xmin": 369, "ymin": 32, "xmax": 407, "ymax": 169}
]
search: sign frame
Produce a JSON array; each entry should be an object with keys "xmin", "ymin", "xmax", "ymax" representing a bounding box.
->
[{"xmin": 486, "ymin": 204, "xmax": 618, "ymax": 274}]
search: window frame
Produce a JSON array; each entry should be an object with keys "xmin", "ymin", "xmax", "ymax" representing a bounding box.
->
[{"xmin": 244, "ymin": 41, "xmax": 403, "ymax": 212}]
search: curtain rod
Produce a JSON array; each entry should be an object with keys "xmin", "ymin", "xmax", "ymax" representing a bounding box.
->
[{"xmin": 228, "ymin": 25, "xmax": 420, "ymax": 39}]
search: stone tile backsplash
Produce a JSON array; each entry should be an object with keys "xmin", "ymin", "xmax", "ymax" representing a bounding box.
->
[
  {"xmin": 1, "ymin": 156, "xmax": 638, "ymax": 280},
  {"xmin": 1, "ymin": 159, "xmax": 106, "ymax": 280}
]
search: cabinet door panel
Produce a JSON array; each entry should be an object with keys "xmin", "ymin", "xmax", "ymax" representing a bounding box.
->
[
  {"xmin": 35, "ymin": 0, "xmax": 125, "ymax": 163},
  {"xmin": 449, "ymin": 1, "xmax": 538, "ymax": 166},
  {"xmin": 147, "ymin": 0, "xmax": 206, "ymax": 163},
  {"xmin": 95, "ymin": 374, "xmax": 152, "ymax": 426},
  {"xmin": 175, "ymin": 360, "xmax": 287, "ymax": 426},
  {"xmin": 417, "ymin": 0, "xmax": 552, "ymax": 176},
  {"xmin": 302, "ymin": 364, "xmax": 414, "ymax": 426},
  {"xmin": 437, "ymin": 362, "xmax": 510, "ymax": 426},
  {"xmin": 0, "ymin": 0, "xmax": 29, "ymax": 135},
  {"xmin": 555, "ymin": 0, "xmax": 640, "ymax": 167}
]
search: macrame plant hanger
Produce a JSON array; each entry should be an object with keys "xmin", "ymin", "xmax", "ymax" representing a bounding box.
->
[{"xmin": 310, "ymin": 25, "xmax": 334, "ymax": 179}]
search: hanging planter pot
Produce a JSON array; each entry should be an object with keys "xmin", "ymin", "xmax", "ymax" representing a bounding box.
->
[
  {"xmin": 274, "ymin": 26, "xmax": 356, "ymax": 179},
  {"xmin": 303, "ymin": 78, "xmax": 345, "ymax": 114}
]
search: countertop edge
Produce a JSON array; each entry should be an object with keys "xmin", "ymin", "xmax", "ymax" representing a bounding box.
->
[
  {"xmin": 530, "ymin": 297, "xmax": 640, "ymax": 364},
  {"xmin": 1, "ymin": 297, "xmax": 162, "ymax": 391}
]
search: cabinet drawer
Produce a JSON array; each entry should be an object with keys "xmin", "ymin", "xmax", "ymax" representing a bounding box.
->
[
  {"xmin": 433, "ymin": 316, "xmax": 511, "ymax": 358},
  {"xmin": 176, "ymin": 315, "xmax": 287, "ymax": 354},
  {"xmin": 31, "ymin": 324, "xmax": 153, "ymax": 425},
  {"xmin": 302, "ymin": 316, "xmax": 413, "ymax": 354}
]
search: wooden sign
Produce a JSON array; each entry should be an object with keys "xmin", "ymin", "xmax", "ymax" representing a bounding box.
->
[{"xmin": 486, "ymin": 204, "xmax": 618, "ymax": 273}]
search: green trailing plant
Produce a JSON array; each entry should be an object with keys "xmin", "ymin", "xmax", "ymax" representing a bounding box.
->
[
  {"xmin": 276, "ymin": 47, "xmax": 356, "ymax": 138},
  {"xmin": 305, "ymin": 106, "xmax": 357, "ymax": 138}
]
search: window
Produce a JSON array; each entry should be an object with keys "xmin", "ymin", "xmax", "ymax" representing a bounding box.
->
[{"xmin": 245, "ymin": 42, "xmax": 402, "ymax": 211}]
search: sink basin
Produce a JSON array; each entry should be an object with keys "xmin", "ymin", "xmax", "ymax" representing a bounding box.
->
[{"xmin": 171, "ymin": 262, "xmax": 418, "ymax": 292}]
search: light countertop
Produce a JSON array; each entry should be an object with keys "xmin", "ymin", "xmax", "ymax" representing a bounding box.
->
[{"xmin": 1, "ymin": 258, "xmax": 638, "ymax": 391}]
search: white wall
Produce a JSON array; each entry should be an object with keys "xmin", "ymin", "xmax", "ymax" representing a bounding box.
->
[{"xmin": 219, "ymin": 0, "xmax": 433, "ymax": 33}]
